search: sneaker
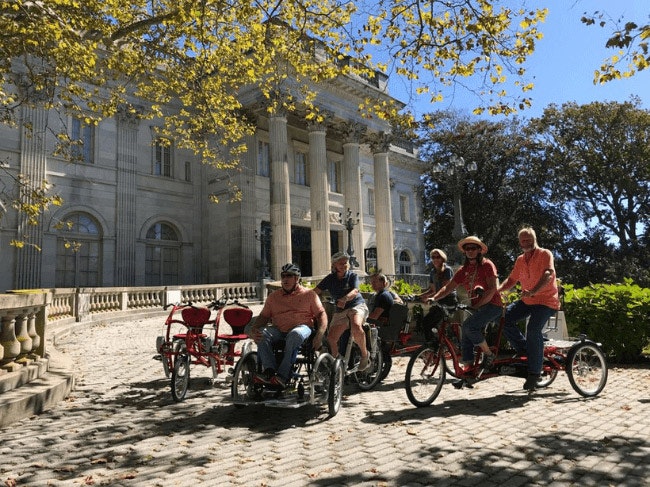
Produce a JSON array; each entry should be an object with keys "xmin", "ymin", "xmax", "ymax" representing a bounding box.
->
[
  {"xmin": 358, "ymin": 356, "xmax": 372, "ymax": 372},
  {"xmin": 452, "ymin": 378, "xmax": 474, "ymax": 389},
  {"xmin": 481, "ymin": 352, "xmax": 495, "ymax": 370},
  {"xmin": 253, "ymin": 368, "xmax": 275, "ymax": 385},
  {"xmin": 523, "ymin": 374, "xmax": 540, "ymax": 391},
  {"xmin": 269, "ymin": 374, "xmax": 286, "ymax": 388}
]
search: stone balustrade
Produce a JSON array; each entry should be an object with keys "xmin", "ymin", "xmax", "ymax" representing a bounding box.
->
[
  {"xmin": 0, "ymin": 292, "xmax": 48, "ymax": 373},
  {"xmin": 0, "ymin": 282, "xmax": 266, "ymax": 372}
]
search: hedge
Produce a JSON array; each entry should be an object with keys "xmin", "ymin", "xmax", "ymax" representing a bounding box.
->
[{"xmin": 563, "ymin": 279, "xmax": 650, "ymax": 363}]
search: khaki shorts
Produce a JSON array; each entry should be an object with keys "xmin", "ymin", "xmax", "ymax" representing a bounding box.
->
[{"xmin": 329, "ymin": 302, "xmax": 369, "ymax": 328}]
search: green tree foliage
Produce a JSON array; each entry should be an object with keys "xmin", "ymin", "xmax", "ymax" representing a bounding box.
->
[
  {"xmin": 529, "ymin": 98, "xmax": 650, "ymax": 286},
  {"xmin": 563, "ymin": 280, "xmax": 650, "ymax": 363},
  {"xmin": 418, "ymin": 111, "xmax": 573, "ymax": 278}
]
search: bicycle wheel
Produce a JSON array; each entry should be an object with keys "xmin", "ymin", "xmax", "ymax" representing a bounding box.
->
[
  {"xmin": 328, "ymin": 358, "xmax": 344, "ymax": 417},
  {"xmin": 566, "ymin": 341, "xmax": 608, "ymax": 397},
  {"xmin": 162, "ymin": 339, "xmax": 182, "ymax": 379},
  {"xmin": 171, "ymin": 351, "xmax": 190, "ymax": 402},
  {"xmin": 443, "ymin": 324, "xmax": 462, "ymax": 378},
  {"xmin": 311, "ymin": 353, "xmax": 333, "ymax": 401},
  {"xmin": 379, "ymin": 350, "xmax": 392, "ymax": 381},
  {"xmin": 536, "ymin": 368, "xmax": 558, "ymax": 388},
  {"xmin": 231, "ymin": 351, "xmax": 260, "ymax": 404},
  {"xmin": 405, "ymin": 345, "xmax": 445, "ymax": 407},
  {"xmin": 356, "ymin": 345, "xmax": 384, "ymax": 391}
]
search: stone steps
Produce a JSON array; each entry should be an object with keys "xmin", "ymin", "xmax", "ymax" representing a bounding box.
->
[{"xmin": 0, "ymin": 347, "xmax": 75, "ymax": 429}]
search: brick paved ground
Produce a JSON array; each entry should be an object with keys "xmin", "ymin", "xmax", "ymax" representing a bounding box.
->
[{"xmin": 1, "ymin": 316, "xmax": 649, "ymax": 486}]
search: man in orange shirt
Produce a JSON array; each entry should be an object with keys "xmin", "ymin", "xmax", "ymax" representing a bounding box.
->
[
  {"xmin": 498, "ymin": 227, "xmax": 560, "ymax": 391},
  {"xmin": 249, "ymin": 263, "xmax": 327, "ymax": 388}
]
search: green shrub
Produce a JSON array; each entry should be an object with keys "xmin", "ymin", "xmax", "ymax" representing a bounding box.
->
[
  {"xmin": 359, "ymin": 278, "xmax": 423, "ymax": 295},
  {"xmin": 563, "ymin": 279, "xmax": 650, "ymax": 363}
]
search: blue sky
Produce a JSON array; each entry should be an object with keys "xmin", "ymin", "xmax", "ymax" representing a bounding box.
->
[{"xmin": 387, "ymin": 0, "xmax": 649, "ymax": 120}]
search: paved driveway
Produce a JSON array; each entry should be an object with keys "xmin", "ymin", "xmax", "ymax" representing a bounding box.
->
[{"xmin": 1, "ymin": 316, "xmax": 649, "ymax": 486}]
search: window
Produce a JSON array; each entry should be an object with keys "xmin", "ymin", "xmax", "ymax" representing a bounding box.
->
[
  {"xmin": 55, "ymin": 212, "xmax": 102, "ymax": 287},
  {"xmin": 368, "ymin": 188, "xmax": 375, "ymax": 216},
  {"xmin": 294, "ymin": 151, "xmax": 308, "ymax": 186},
  {"xmin": 145, "ymin": 222, "xmax": 180, "ymax": 285},
  {"xmin": 154, "ymin": 138, "xmax": 172, "ymax": 177},
  {"xmin": 365, "ymin": 247, "xmax": 377, "ymax": 273},
  {"xmin": 399, "ymin": 194, "xmax": 410, "ymax": 222},
  {"xmin": 328, "ymin": 159, "xmax": 340, "ymax": 193},
  {"xmin": 184, "ymin": 161, "xmax": 191, "ymax": 182},
  {"xmin": 71, "ymin": 118, "xmax": 94, "ymax": 164},
  {"xmin": 257, "ymin": 140, "xmax": 270, "ymax": 177},
  {"xmin": 398, "ymin": 250, "xmax": 412, "ymax": 274}
]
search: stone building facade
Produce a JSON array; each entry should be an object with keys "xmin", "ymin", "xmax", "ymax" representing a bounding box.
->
[{"xmin": 0, "ymin": 67, "xmax": 426, "ymax": 291}]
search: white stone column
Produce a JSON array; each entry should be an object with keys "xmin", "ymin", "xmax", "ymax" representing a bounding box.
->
[
  {"xmin": 268, "ymin": 113, "xmax": 292, "ymax": 279},
  {"xmin": 308, "ymin": 121, "xmax": 331, "ymax": 277},
  {"xmin": 369, "ymin": 133, "xmax": 395, "ymax": 275},
  {"xmin": 15, "ymin": 103, "xmax": 48, "ymax": 290},
  {"xmin": 115, "ymin": 107, "xmax": 140, "ymax": 286},
  {"xmin": 342, "ymin": 122, "xmax": 365, "ymax": 272}
]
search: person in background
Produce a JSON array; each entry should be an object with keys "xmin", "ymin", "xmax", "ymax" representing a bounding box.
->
[
  {"xmin": 314, "ymin": 251, "xmax": 371, "ymax": 371},
  {"xmin": 430, "ymin": 236, "xmax": 502, "ymax": 371},
  {"xmin": 367, "ymin": 272, "xmax": 394, "ymax": 326},
  {"xmin": 248, "ymin": 263, "xmax": 327, "ymax": 388},
  {"xmin": 498, "ymin": 227, "xmax": 560, "ymax": 391},
  {"xmin": 418, "ymin": 249, "xmax": 457, "ymax": 340}
]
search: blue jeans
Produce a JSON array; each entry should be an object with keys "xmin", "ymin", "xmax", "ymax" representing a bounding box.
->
[
  {"xmin": 461, "ymin": 304, "xmax": 503, "ymax": 363},
  {"xmin": 502, "ymin": 301, "xmax": 556, "ymax": 375},
  {"xmin": 256, "ymin": 325, "xmax": 312, "ymax": 381}
]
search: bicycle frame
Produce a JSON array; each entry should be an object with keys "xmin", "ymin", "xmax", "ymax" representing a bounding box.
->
[{"xmin": 327, "ymin": 304, "xmax": 383, "ymax": 391}]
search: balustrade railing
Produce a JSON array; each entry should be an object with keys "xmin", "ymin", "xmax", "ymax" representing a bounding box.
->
[{"xmin": 0, "ymin": 282, "xmax": 265, "ymax": 372}]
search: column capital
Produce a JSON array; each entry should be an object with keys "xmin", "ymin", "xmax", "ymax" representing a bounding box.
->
[
  {"xmin": 307, "ymin": 109, "xmax": 334, "ymax": 132},
  {"xmin": 16, "ymin": 74, "xmax": 52, "ymax": 103},
  {"xmin": 366, "ymin": 131, "xmax": 393, "ymax": 153},
  {"xmin": 116, "ymin": 104, "xmax": 143, "ymax": 127},
  {"xmin": 307, "ymin": 119, "xmax": 328, "ymax": 133},
  {"xmin": 340, "ymin": 121, "xmax": 366, "ymax": 144}
]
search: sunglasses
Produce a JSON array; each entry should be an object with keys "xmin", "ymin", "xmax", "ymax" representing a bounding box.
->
[
  {"xmin": 280, "ymin": 273, "xmax": 297, "ymax": 278},
  {"xmin": 431, "ymin": 255, "xmax": 442, "ymax": 259},
  {"xmin": 463, "ymin": 245, "xmax": 481, "ymax": 251}
]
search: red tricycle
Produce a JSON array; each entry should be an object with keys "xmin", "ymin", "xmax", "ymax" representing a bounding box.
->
[
  {"xmin": 155, "ymin": 298, "xmax": 253, "ymax": 401},
  {"xmin": 404, "ymin": 302, "xmax": 608, "ymax": 407}
]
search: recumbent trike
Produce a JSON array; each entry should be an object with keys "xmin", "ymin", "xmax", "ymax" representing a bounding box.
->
[{"xmin": 230, "ymin": 329, "xmax": 345, "ymax": 417}]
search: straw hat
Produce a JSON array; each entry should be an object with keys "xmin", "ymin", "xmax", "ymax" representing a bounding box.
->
[{"xmin": 457, "ymin": 236, "xmax": 488, "ymax": 254}]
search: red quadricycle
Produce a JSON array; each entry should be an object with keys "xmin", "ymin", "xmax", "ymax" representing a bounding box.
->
[
  {"xmin": 377, "ymin": 296, "xmax": 469, "ymax": 382},
  {"xmin": 155, "ymin": 298, "xmax": 254, "ymax": 401},
  {"xmin": 404, "ymin": 302, "xmax": 608, "ymax": 407}
]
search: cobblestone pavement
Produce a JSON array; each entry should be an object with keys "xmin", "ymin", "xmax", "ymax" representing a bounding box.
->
[{"xmin": 1, "ymin": 316, "xmax": 649, "ymax": 487}]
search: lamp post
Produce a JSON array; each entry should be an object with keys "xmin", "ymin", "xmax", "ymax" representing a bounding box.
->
[
  {"xmin": 339, "ymin": 208, "xmax": 360, "ymax": 268},
  {"xmin": 433, "ymin": 154, "xmax": 477, "ymax": 264}
]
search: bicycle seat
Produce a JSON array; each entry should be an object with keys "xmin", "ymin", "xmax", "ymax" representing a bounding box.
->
[
  {"xmin": 222, "ymin": 307, "xmax": 253, "ymax": 334},
  {"xmin": 181, "ymin": 306, "xmax": 212, "ymax": 327}
]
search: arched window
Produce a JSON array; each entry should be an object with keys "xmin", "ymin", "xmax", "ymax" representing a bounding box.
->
[
  {"xmin": 145, "ymin": 222, "xmax": 180, "ymax": 285},
  {"xmin": 55, "ymin": 212, "xmax": 102, "ymax": 287},
  {"xmin": 398, "ymin": 250, "xmax": 412, "ymax": 274}
]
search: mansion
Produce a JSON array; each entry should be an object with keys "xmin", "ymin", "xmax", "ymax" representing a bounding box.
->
[{"xmin": 0, "ymin": 65, "xmax": 426, "ymax": 291}]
